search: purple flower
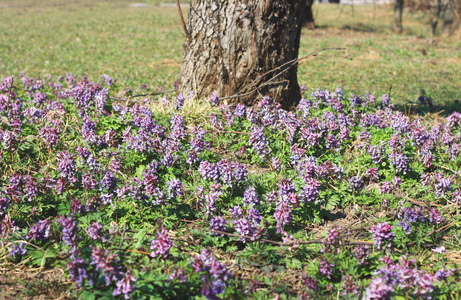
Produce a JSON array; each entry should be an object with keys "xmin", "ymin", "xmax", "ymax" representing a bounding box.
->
[
  {"xmin": 169, "ymin": 268, "xmax": 187, "ymax": 283},
  {"xmin": 208, "ymin": 93, "xmax": 219, "ymax": 106},
  {"xmin": 368, "ymin": 142, "xmax": 386, "ymax": 164},
  {"xmin": 0, "ymin": 196, "xmax": 9, "ymax": 217},
  {"xmin": 428, "ymin": 208, "xmax": 445, "ymax": 224},
  {"xmin": 190, "ymin": 249, "xmax": 233, "ymax": 300},
  {"xmin": 150, "ymin": 226, "xmax": 173, "ymax": 258},
  {"xmin": 198, "ymin": 161, "xmax": 221, "ymax": 182},
  {"xmin": 301, "ymin": 274, "xmax": 318, "ymax": 291},
  {"xmin": 39, "ymin": 126, "xmax": 60, "ymax": 148},
  {"xmin": 447, "ymin": 112, "xmax": 461, "ymax": 129},
  {"xmin": 9, "ymin": 242, "xmax": 26, "ymax": 258},
  {"xmin": 274, "ymin": 179, "xmax": 297, "ymax": 233},
  {"xmin": 82, "ymin": 173, "xmax": 98, "ymax": 190},
  {"xmin": 26, "ymin": 219, "xmax": 52, "ymax": 242},
  {"xmin": 318, "ymin": 260, "xmax": 334, "ymax": 279},
  {"xmin": 91, "ymin": 246, "xmax": 125, "ymax": 286},
  {"xmin": 299, "ymin": 176, "xmax": 320, "ymax": 203},
  {"xmin": 434, "ymin": 267, "xmax": 454, "ymax": 281},
  {"xmin": 243, "ymin": 186, "xmax": 259, "ymax": 206},
  {"xmin": 355, "ymin": 245, "xmax": 371, "ymax": 265},
  {"xmin": 100, "ymin": 171, "xmax": 117, "ymax": 192},
  {"xmin": 389, "ymin": 151, "xmax": 410, "ymax": 174},
  {"xmin": 167, "ymin": 178, "xmax": 183, "ymax": 199},
  {"xmin": 81, "ymin": 115, "xmax": 98, "ymax": 144},
  {"xmin": 67, "ymin": 256, "xmax": 91, "ymax": 288},
  {"xmin": 60, "ymin": 217, "xmax": 78, "ymax": 247},
  {"xmin": 431, "ymin": 246, "xmax": 446, "ymax": 254},
  {"xmin": 434, "ymin": 173, "xmax": 452, "ymax": 198},
  {"xmin": 364, "ymin": 277, "xmax": 394, "ymax": 300},
  {"xmin": 209, "ymin": 216, "xmax": 227, "ymax": 235},
  {"xmin": 324, "ymin": 225, "xmax": 342, "ymax": 247},
  {"xmin": 174, "ymin": 94, "xmax": 185, "ymax": 110},
  {"xmin": 381, "ymin": 181, "xmax": 392, "ymax": 194},
  {"xmin": 102, "ymin": 74, "xmax": 113, "ymax": 86},
  {"xmin": 70, "ymin": 198, "xmax": 82, "ymax": 215},
  {"xmin": 349, "ymin": 175, "xmax": 364, "ymax": 192},
  {"xmin": 234, "ymin": 103, "xmax": 245, "ymax": 117},
  {"xmin": 2, "ymin": 130, "xmax": 17, "ymax": 150},
  {"xmin": 364, "ymin": 168, "xmax": 379, "ymax": 183},
  {"xmin": 87, "ymin": 221, "xmax": 107, "ymax": 241},
  {"xmin": 370, "ymin": 222, "xmax": 395, "ymax": 250},
  {"xmin": 112, "ymin": 270, "xmax": 136, "ymax": 299},
  {"xmin": 57, "ymin": 151, "xmax": 76, "ymax": 181},
  {"xmin": 249, "ymin": 126, "xmax": 271, "ymax": 160}
]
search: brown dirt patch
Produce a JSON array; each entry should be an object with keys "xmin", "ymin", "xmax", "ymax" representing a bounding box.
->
[{"xmin": 0, "ymin": 264, "xmax": 75, "ymax": 300}]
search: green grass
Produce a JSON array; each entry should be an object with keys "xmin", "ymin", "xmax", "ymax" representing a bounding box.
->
[{"xmin": 1, "ymin": 1, "xmax": 460, "ymax": 108}]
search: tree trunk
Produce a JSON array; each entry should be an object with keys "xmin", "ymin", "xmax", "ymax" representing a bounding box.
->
[
  {"xmin": 442, "ymin": 5, "xmax": 455, "ymax": 36},
  {"xmin": 178, "ymin": 0, "xmax": 306, "ymax": 109},
  {"xmin": 431, "ymin": 0, "xmax": 442, "ymax": 36},
  {"xmin": 303, "ymin": 0, "xmax": 315, "ymax": 30},
  {"xmin": 392, "ymin": 0, "xmax": 404, "ymax": 33}
]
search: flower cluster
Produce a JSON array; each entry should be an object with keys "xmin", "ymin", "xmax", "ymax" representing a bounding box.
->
[
  {"xmin": 150, "ymin": 226, "xmax": 174, "ymax": 258},
  {"xmin": 190, "ymin": 249, "xmax": 233, "ymax": 300},
  {"xmin": 370, "ymin": 222, "xmax": 395, "ymax": 250}
]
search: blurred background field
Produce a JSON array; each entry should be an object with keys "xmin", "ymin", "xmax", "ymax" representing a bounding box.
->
[{"xmin": 0, "ymin": 0, "xmax": 460, "ymax": 108}]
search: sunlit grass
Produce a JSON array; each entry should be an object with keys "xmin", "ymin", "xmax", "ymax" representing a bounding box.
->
[{"xmin": 0, "ymin": 1, "xmax": 460, "ymax": 108}]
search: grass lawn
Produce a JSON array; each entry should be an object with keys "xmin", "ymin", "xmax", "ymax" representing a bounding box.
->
[{"xmin": 0, "ymin": 0, "xmax": 460, "ymax": 109}]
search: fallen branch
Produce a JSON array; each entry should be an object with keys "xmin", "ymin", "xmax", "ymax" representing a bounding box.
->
[
  {"xmin": 176, "ymin": 0, "xmax": 192, "ymax": 40},
  {"xmin": 219, "ymin": 48, "xmax": 350, "ymax": 102}
]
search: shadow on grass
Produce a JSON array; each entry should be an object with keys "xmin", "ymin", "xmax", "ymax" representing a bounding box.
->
[
  {"xmin": 313, "ymin": 23, "xmax": 387, "ymax": 34},
  {"xmin": 393, "ymin": 100, "xmax": 461, "ymax": 118}
]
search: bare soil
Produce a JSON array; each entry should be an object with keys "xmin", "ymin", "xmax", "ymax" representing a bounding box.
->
[{"xmin": 0, "ymin": 264, "xmax": 74, "ymax": 300}]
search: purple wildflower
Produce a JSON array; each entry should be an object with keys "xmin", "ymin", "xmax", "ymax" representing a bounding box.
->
[
  {"xmin": 249, "ymin": 126, "xmax": 271, "ymax": 160},
  {"xmin": 112, "ymin": 270, "xmax": 137, "ymax": 299},
  {"xmin": 87, "ymin": 221, "xmax": 107, "ymax": 242},
  {"xmin": 364, "ymin": 277, "xmax": 394, "ymax": 300},
  {"xmin": 355, "ymin": 245, "xmax": 371, "ymax": 265},
  {"xmin": 174, "ymin": 94, "xmax": 185, "ymax": 110},
  {"xmin": 370, "ymin": 222, "xmax": 395, "ymax": 250},
  {"xmin": 26, "ymin": 219, "xmax": 52, "ymax": 242},
  {"xmin": 150, "ymin": 226, "xmax": 174, "ymax": 258},
  {"xmin": 299, "ymin": 176, "xmax": 320, "ymax": 203},
  {"xmin": 428, "ymin": 208, "xmax": 445, "ymax": 224},
  {"xmin": 169, "ymin": 268, "xmax": 187, "ymax": 283},
  {"xmin": 209, "ymin": 216, "xmax": 227, "ymax": 235},
  {"xmin": 67, "ymin": 256, "xmax": 91, "ymax": 288},
  {"xmin": 9, "ymin": 242, "xmax": 27, "ymax": 258},
  {"xmin": 318, "ymin": 260, "xmax": 334, "ymax": 279},
  {"xmin": 102, "ymin": 74, "xmax": 113, "ymax": 86},
  {"xmin": 243, "ymin": 186, "xmax": 259, "ymax": 206},
  {"xmin": 349, "ymin": 175, "xmax": 364, "ymax": 192},
  {"xmin": 167, "ymin": 178, "xmax": 183, "ymax": 199},
  {"xmin": 60, "ymin": 217, "xmax": 78, "ymax": 247},
  {"xmin": 190, "ymin": 249, "xmax": 233, "ymax": 300},
  {"xmin": 301, "ymin": 274, "xmax": 318, "ymax": 291},
  {"xmin": 0, "ymin": 196, "xmax": 9, "ymax": 217}
]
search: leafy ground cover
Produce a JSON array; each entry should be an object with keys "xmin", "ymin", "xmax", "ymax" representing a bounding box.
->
[
  {"xmin": 0, "ymin": 73, "xmax": 460, "ymax": 299},
  {"xmin": 1, "ymin": 1, "xmax": 461, "ymax": 110}
]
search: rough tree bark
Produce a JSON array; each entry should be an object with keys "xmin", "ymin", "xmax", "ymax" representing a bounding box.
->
[
  {"xmin": 392, "ymin": 0, "xmax": 404, "ymax": 33},
  {"xmin": 442, "ymin": 6, "xmax": 455, "ymax": 35},
  {"xmin": 431, "ymin": 0, "xmax": 442, "ymax": 36},
  {"xmin": 303, "ymin": 0, "xmax": 315, "ymax": 30},
  {"xmin": 178, "ymin": 0, "xmax": 306, "ymax": 109},
  {"xmin": 443, "ymin": 0, "xmax": 461, "ymax": 36}
]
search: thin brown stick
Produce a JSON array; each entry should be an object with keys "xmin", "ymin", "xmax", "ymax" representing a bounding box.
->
[
  {"xmin": 219, "ymin": 48, "xmax": 349, "ymax": 101},
  {"xmin": 176, "ymin": 0, "xmax": 192, "ymax": 41}
]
